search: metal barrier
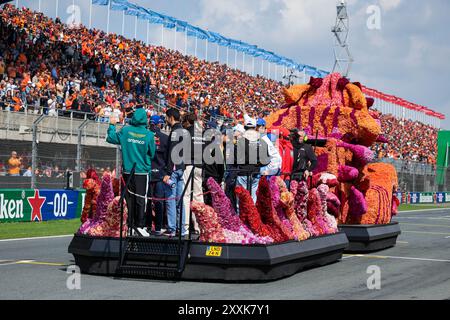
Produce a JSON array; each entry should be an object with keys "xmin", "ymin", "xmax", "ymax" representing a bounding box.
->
[{"xmin": 0, "ymin": 107, "xmax": 122, "ymax": 189}]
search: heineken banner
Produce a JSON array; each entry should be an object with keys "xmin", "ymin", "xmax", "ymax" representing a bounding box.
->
[{"xmin": 0, "ymin": 189, "xmax": 85, "ymax": 223}]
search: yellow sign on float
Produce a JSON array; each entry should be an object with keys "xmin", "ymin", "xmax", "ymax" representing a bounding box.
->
[{"xmin": 205, "ymin": 246, "xmax": 222, "ymax": 257}]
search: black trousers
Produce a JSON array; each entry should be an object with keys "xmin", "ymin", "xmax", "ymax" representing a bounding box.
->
[
  {"xmin": 145, "ymin": 180, "xmax": 167, "ymax": 232},
  {"xmin": 123, "ymin": 173, "xmax": 149, "ymax": 229}
]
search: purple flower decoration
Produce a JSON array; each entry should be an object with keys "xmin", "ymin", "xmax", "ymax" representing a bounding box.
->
[
  {"xmin": 348, "ymin": 186, "xmax": 368, "ymax": 217},
  {"xmin": 338, "ymin": 165, "xmax": 359, "ymax": 182}
]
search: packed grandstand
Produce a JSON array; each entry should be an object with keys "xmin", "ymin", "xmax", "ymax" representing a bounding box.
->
[{"xmin": 0, "ymin": 3, "xmax": 440, "ymax": 179}]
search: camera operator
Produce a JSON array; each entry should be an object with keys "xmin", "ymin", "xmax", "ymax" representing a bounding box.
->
[
  {"xmin": 290, "ymin": 128, "xmax": 317, "ymax": 181},
  {"xmin": 203, "ymin": 120, "xmax": 225, "ymax": 206},
  {"xmin": 234, "ymin": 116, "xmax": 270, "ymax": 203}
]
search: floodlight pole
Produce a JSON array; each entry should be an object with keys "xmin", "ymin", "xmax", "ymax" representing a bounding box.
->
[{"xmin": 332, "ymin": 0, "xmax": 353, "ymax": 77}]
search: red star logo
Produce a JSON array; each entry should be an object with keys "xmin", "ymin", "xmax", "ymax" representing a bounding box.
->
[{"xmin": 27, "ymin": 190, "xmax": 46, "ymax": 222}]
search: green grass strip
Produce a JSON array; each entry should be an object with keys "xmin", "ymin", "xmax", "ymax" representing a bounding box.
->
[{"xmin": 0, "ymin": 219, "xmax": 80, "ymax": 240}]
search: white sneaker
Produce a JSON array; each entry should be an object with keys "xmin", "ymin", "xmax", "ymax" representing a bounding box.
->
[{"xmin": 135, "ymin": 227, "xmax": 150, "ymax": 237}]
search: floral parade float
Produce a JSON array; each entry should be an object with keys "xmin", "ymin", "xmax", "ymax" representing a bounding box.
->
[
  {"xmin": 265, "ymin": 72, "xmax": 401, "ymax": 252},
  {"xmin": 69, "ymin": 163, "xmax": 348, "ymax": 281}
]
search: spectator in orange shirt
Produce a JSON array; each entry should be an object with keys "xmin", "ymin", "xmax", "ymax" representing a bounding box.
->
[{"xmin": 8, "ymin": 151, "xmax": 22, "ymax": 176}]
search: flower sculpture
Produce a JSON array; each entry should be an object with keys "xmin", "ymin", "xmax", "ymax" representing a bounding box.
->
[
  {"xmin": 235, "ymin": 186, "xmax": 275, "ymax": 241},
  {"xmin": 276, "ymin": 177, "xmax": 310, "ymax": 241},
  {"xmin": 207, "ymin": 178, "xmax": 273, "ymax": 244},
  {"xmin": 256, "ymin": 177, "xmax": 294, "ymax": 242},
  {"xmin": 190, "ymin": 201, "xmax": 227, "ymax": 243},
  {"xmin": 78, "ymin": 173, "xmax": 119, "ymax": 236},
  {"xmin": 80, "ymin": 169, "xmax": 101, "ymax": 223},
  {"xmin": 191, "ymin": 200, "xmax": 273, "ymax": 244},
  {"xmin": 317, "ymin": 184, "xmax": 338, "ymax": 233},
  {"xmin": 269, "ymin": 177, "xmax": 294, "ymax": 235},
  {"xmin": 88, "ymin": 196, "xmax": 128, "ymax": 238},
  {"xmin": 266, "ymin": 72, "xmax": 399, "ymax": 226}
]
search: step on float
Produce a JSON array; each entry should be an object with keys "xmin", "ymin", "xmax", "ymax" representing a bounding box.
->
[{"xmin": 68, "ymin": 233, "xmax": 349, "ymax": 282}]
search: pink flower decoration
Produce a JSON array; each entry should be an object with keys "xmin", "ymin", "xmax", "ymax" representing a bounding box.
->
[
  {"xmin": 338, "ymin": 165, "xmax": 359, "ymax": 182},
  {"xmin": 348, "ymin": 186, "xmax": 368, "ymax": 217},
  {"xmin": 190, "ymin": 201, "xmax": 226, "ymax": 243},
  {"xmin": 256, "ymin": 177, "xmax": 295, "ymax": 242},
  {"xmin": 78, "ymin": 174, "xmax": 115, "ymax": 235}
]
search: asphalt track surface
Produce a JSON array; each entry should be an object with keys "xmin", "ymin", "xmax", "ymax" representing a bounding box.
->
[{"xmin": 1, "ymin": 209, "xmax": 450, "ymax": 300}]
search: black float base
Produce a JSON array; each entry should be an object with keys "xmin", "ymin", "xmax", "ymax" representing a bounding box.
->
[
  {"xmin": 338, "ymin": 222, "xmax": 401, "ymax": 253},
  {"xmin": 68, "ymin": 232, "xmax": 349, "ymax": 282}
]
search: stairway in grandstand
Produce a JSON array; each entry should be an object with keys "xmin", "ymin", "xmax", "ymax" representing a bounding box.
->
[{"xmin": 117, "ymin": 235, "xmax": 191, "ymax": 280}]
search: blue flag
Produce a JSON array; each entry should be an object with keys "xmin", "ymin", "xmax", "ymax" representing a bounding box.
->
[
  {"xmin": 124, "ymin": 2, "xmax": 141, "ymax": 16},
  {"xmin": 111, "ymin": 0, "xmax": 127, "ymax": 11},
  {"xmin": 176, "ymin": 20, "xmax": 188, "ymax": 32},
  {"xmin": 92, "ymin": 0, "xmax": 109, "ymax": 5},
  {"xmin": 208, "ymin": 31, "xmax": 230, "ymax": 46},
  {"xmin": 137, "ymin": 7, "xmax": 163, "ymax": 23}
]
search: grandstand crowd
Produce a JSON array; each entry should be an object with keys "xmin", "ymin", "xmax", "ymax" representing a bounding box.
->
[{"xmin": 0, "ymin": 4, "xmax": 439, "ymax": 170}]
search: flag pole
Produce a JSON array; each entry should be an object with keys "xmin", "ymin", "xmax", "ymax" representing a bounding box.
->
[
  {"xmin": 134, "ymin": 15, "xmax": 137, "ymax": 39},
  {"xmin": 121, "ymin": 11, "xmax": 125, "ymax": 36},
  {"xmin": 55, "ymin": 0, "xmax": 59, "ymax": 18},
  {"xmin": 72, "ymin": 0, "xmax": 75, "ymax": 25},
  {"xmin": 184, "ymin": 29, "xmax": 187, "ymax": 55},
  {"xmin": 161, "ymin": 24, "xmax": 164, "ymax": 46},
  {"xmin": 226, "ymin": 47, "xmax": 229, "ymax": 66},
  {"xmin": 205, "ymin": 39, "xmax": 208, "ymax": 62},
  {"xmin": 216, "ymin": 44, "xmax": 219, "ymax": 62},
  {"xmin": 194, "ymin": 36, "xmax": 197, "ymax": 57},
  {"xmin": 106, "ymin": 1, "xmax": 111, "ymax": 34},
  {"xmin": 252, "ymin": 57, "xmax": 254, "ymax": 77},
  {"xmin": 89, "ymin": 0, "xmax": 92, "ymax": 29},
  {"xmin": 174, "ymin": 27, "xmax": 177, "ymax": 51},
  {"xmin": 146, "ymin": 21, "xmax": 149, "ymax": 45}
]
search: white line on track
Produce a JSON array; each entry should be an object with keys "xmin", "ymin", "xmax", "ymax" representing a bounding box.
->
[
  {"xmin": 395, "ymin": 217, "xmax": 450, "ymax": 221},
  {"xmin": 400, "ymin": 208, "xmax": 450, "ymax": 213},
  {"xmin": 347, "ymin": 254, "xmax": 450, "ymax": 263},
  {"xmin": 400, "ymin": 223, "xmax": 450, "ymax": 228},
  {"xmin": 0, "ymin": 234, "xmax": 73, "ymax": 242}
]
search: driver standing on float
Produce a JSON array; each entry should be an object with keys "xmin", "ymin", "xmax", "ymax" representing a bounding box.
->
[{"xmin": 107, "ymin": 108, "xmax": 156, "ymax": 237}]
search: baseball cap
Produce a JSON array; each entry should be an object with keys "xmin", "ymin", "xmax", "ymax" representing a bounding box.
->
[
  {"xmin": 245, "ymin": 117, "xmax": 256, "ymax": 128},
  {"xmin": 256, "ymin": 118, "xmax": 266, "ymax": 127},
  {"xmin": 233, "ymin": 124, "xmax": 245, "ymax": 134},
  {"xmin": 206, "ymin": 121, "xmax": 218, "ymax": 129},
  {"xmin": 150, "ymin": 115, "xmax": 161, "ymax": 124}
]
